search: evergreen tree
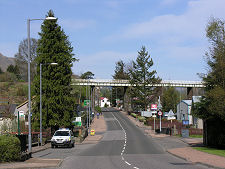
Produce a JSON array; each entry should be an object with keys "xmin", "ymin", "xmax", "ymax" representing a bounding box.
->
[
  {"xmin": 32, "ymin": 10, "xmax": 77, "ymax": 130},
  {"xmin": 194, "ymin": 18, "xmax": 225, "ymax": 121},
  {"xmin": 129, "ymin": 46, "xmax": 161, "ymax": 111},
  {"xmin": 112, "ymin": 60, "xmax": 129, "ymax": 106},
  {"xmin": 80, "ymin": 71, "xmax": 94, "ymax": 79},
  {"xmin": 162, "ymin": 87, "xmax": 179, "ymax": 112}
]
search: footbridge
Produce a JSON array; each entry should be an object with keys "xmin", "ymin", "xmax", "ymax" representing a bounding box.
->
[{"xmin": 72, "ymin": 79, "xmax": 204, "ymax": 88}]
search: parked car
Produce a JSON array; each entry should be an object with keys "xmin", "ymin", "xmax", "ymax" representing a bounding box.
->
[{"xmin": 51, "ymin": 128, "xmax": 75, "ymax": 148}]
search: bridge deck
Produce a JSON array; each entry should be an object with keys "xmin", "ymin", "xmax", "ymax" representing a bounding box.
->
[{"xmin": 71, "ymin": 79, "xmax": 204, "ymax": 88}]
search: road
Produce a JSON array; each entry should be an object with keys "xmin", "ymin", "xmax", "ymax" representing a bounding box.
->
[{"xmin": 34, "ymin": 108, "xmax": 210, "ymax": 169}]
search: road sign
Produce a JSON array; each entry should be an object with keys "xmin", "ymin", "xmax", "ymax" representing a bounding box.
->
[
  {"xmin": 90, "ymin": 129, "xmax": 95, "ymax": 136},
  {"xmin": 141, "ymin": 111, "xmax": 152, "ymax": 117},
  {"xmin": 84, "ymin": 100, "xmax": 90, "ymax": 106},
  {"xmin": 158, "ymin": 111, "xmax": 162, "ymax": 116},
  {"xmin": 152, "ymin": 115, "xmax": 156, "ymax": 118},
  {"xmin": 151, "ymin": 104, "xmax": 157, "ymax": 110}
]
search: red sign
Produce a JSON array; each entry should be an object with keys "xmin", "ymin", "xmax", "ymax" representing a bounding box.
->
[
  {"xmin": 151, "ymin": 104, "xmax": 157, "ymax": 110},
  {"xmin": 158, "ymin": 111, "xmax": 163, "ymax": 116}
]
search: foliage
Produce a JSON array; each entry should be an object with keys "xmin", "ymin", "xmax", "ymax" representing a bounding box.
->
[
  {"xmin": 112, "ymin": 60, "xmax": 129, "ymax": 106},
  {"xmin": 113, "ymin": 60, "xmax": 129, "ymax": 80},
  {"xmin": 16, "ymin": 85, "xmax": 27, "ymax": 96},
  {"xmin": 95, "ymin": 106, "xmax": 101, "ymax": 113},
  {"xmin": 131, "ymin": 113, "xmax": 137, "ymax": 118},
  {"xmin": 100, "ymin": 87, "xmax": 111, "ymax": 99},
  {"xmin": 194, "ymin": 18, "xmax": 225, "ymax": 121},
  {"xmin": 32, "ymin": 10, "xmax": 77, "ymax": 130},
  {"xmin": 138, "ymin": 116, "xmax": 146, "ymax": 122},
  {"xmin": 15, "ymin": 38, "xmax": 38, "ymax": 81},
  {"xmin": 129, "ymin": 46, "xmax": 161, "ymax": 111},
  {"xmin": 0, "ymin": 72, "xmax": 17, "ymax": 82},
  {"xmin": 162, "ymin": 87, "xmax": 179, "ymax": 112},
  {"xmin": 80, "ymin": 71, "xmax": 94, "ymax": 79},
  {"xmin": 0, "ymin": 135, "xmax": 21, "ymax": 162},
  {"xmin": 0, "ymin": 67, "xmax": 3, "ymax": 74},
  {"xmin": 104, "ymin": 103, "xmax": 108, "ymax": 107}
]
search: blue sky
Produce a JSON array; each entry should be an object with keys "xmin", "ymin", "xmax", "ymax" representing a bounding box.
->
[{"xmin": 1, "ymin": 0, "xmax": 225, "ymax": 80}]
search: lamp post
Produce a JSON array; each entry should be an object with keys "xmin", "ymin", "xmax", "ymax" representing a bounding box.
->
[
  {"xmin": 27, "ymin": 16, "xmax": 56, "ymax": 154},
  {"xmin": 40, "ymin": 62, "xmax": 57, "ymax": 146}
]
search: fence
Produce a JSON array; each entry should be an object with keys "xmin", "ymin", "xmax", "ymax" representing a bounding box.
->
[{"xmin": 147, "ymin": 118, "xmax": 203, "ymax": 135}]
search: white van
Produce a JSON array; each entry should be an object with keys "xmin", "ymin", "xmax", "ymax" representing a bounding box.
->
[{"xmin": 51, "ymin": 128, "xmax": 75, "ymax": 148}]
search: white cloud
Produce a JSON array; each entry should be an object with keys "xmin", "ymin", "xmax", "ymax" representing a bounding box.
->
[{"xmin": 106, "ymin": 0, "xmax": 225, "ymax": 42}]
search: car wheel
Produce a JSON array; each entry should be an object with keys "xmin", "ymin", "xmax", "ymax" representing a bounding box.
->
[
  {"xmin": 72, "ymin": 142, "xmax": 74, "ymax": 147},
  {"xmin": 51, "ymin": 145, "xmax": 54, "ymax": 148}
]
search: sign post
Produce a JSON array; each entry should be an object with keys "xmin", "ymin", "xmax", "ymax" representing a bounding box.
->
[
  {"xmin": 151, "ymin": 104, "xmax": 157, "ymax": 133},
  {"xmin": 157, "ymin": 96, "xmax": 162, "ymax": 133}
]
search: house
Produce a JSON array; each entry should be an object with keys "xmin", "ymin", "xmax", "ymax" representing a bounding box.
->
[
  {"xmin": 177, "ymin": 100, "xmax": 193, "ymax": 124},
  {"xmin": 176, "ymin": 96, "xmax": 203, "ymax": 129},
  {"xmin": 100, "ymin": 97, "xmax": 110, "ymax": 107},
  {"xmin": 14, "ymin": 100, "xmax": 28, "ymax": 121}
]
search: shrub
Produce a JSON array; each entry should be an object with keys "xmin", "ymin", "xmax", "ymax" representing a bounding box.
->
[
  {"xmin": 138, "ymin": 116, "xmax": 146, "ymax": 122},
  {"xmin": 16, "ymin": 86, "xmax": 27, "ymax": 96},
  {"xmin": 95, "ymin": 106, "xmax": 101, "ymax": 113},
  {"xmin": 131, "ymin": 113, "xmax": 137, "ymax": 118},
  {"xmin": 0, "ymin": 135, "xmax": 21, "ymax": 162}
]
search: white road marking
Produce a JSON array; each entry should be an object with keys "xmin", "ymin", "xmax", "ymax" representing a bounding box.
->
[
  {"xmin": 125, "ymin": 161, "xmax": 131, "ymax": 165},
  {"xmin": 111, "ymin": 112, "xmax": 139, "ymax": 169}
]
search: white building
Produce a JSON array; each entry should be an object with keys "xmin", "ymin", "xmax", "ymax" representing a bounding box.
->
[{"xmin": 100, "ymin": 97, "xmax": 110, "ymax": 107}]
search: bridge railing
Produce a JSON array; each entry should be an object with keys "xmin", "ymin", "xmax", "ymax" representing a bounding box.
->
[{"xmin": 71, "ymin": 79, "xmax": 204, "ymax": 87}]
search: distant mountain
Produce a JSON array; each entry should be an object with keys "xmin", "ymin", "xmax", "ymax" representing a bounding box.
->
[{"xmin": 0, "ymin": 53, "xmax": 15, "ymax": 72}]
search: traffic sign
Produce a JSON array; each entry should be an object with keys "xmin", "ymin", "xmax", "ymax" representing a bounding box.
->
[
  {"xmin": 151, "ymin": 104, "xmax": 157, "ymax": 110},
  {"xmin": 158, "ymin": 111, "xmax": 162, "ymax": 116},
  {"xmin": 84, "ymin": 100, "xmax": 90, "ymax": 106}
]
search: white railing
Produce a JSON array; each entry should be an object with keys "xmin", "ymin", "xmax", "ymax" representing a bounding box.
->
[{"xmin": 72, "ymin": 79, "xmax": 204, "ymax": 88}]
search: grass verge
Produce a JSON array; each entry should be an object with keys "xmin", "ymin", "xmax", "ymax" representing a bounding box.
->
[{"xmin": 193, "ymin": 147, "xmax": 225, "ymax": 157}]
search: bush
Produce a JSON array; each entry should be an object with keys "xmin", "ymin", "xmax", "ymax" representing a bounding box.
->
[
  {"xmin": 16, "ymin": 86, "xmax": 27, "ymax": 96},
  {"xmin": 95, "ymin": 106, "xmax": 101, "ymax": 113},
  {"xmin": 0, "ymin": 135, "xmax": 21, "ymax": 162},
  {"xmin": 131, "ymin": 113, "xmax": 137, "ymax": 118},
  {"xmin": 138, "ymin": 116, "xmax": 146, "ymax": 122}
]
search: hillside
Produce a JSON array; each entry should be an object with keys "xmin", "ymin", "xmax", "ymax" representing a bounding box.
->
[{"xmin": 0, "ymin": 53, "xmax": 15, "ymax": 72}]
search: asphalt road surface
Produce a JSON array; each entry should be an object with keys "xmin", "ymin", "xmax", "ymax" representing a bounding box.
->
[{"xmin": 34, "ymin": 108, "xmax": 210, "ymax": 169}]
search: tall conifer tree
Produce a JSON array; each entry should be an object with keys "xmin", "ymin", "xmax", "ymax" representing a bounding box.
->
[
  {"xmin": 32, "ymin": 10, "xmax": 77, "ymax": 130},
  {"xmin": 129, "ymin": 46, "xmax": 161, "ymax": 111}
]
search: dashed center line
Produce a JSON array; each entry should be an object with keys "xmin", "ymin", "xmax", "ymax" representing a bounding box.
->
[{"xmin": 111, "ymin": 112, "xmax": 140, "ymax": 169}]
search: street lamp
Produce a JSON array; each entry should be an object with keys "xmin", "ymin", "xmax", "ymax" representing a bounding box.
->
[
  {"xmin": 27, "ymin": 16, "xmax": 56, "ymax": 155},
  {"xmin": 40, "ymin": 62, "xmax": 58, "ymax": 146}
]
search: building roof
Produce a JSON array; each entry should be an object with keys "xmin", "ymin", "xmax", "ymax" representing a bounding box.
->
[
  {"xmin": 182, "ymin": 100, "xmax": 192, "ymax": 106},
  {"xmin": 0, "ymin": 104, "xmax": 17, "ymax": 117}
]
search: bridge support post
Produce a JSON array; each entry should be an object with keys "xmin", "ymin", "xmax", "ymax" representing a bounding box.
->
[
  {"xmin": 123, "ymin": 86, "xmax": 130, "ymax": 112},
  {"xmin": 91, "ymin": 86, "xmax": 95, "ymax": 113},
  {"xmin": 187, "ymin": 87, "xmax": 194, "ymax": 99}
]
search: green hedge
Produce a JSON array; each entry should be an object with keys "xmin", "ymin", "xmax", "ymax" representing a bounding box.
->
[
  {"xmin": 131, "ymin": 113, "xmax": 137, "ymax": 118},
  {"xmin": 0, "ymin": 135, "xmax": 21, "ymax": 162}
]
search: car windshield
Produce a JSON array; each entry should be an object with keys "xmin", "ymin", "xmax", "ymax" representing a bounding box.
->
[{"xmin": 54, "ymin": 131, "xmax": 69, "ymax": 136}]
